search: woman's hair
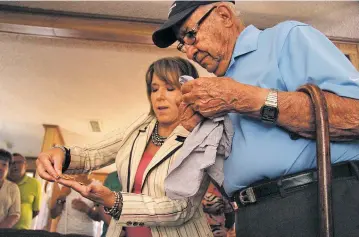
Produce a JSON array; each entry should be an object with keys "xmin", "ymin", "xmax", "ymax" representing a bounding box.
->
[{"xmin": 145, "ymin": 57, "xmax": 199, "ymax": 115}]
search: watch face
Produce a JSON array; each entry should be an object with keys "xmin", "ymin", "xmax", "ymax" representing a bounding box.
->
[
  {"xmin": 260, "ymin": 105, "xmax": 279, "ymax": 123},
  {"xmin": 266, "ymin": 107, "xmax": 277, "ymax": 117}
]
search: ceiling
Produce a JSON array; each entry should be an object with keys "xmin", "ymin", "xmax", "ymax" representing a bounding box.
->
[
  {"xmin": 0, "ymin": 1, "xmax": 358, "ymax": 162},
  {"xmin": 1, "ymin": 1, "xmax": 359, "ymax": 39}
]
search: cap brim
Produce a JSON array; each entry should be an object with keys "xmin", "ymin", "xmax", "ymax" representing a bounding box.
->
[{"xmin": 152, "ymin": 6, "xmax": 198, "ymax": 48}]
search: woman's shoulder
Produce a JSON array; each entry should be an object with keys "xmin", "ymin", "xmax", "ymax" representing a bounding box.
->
[{"xmin": 121, "ymin": 114, "xmax": 156, "ymax": 139}]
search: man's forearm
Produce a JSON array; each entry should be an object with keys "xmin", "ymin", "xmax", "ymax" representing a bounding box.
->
[
  {"xmin": 234, "ymin": 84, "xmax": 359, "ymax": 141},
  {"xmin": 99, "ymin": 206, "xmax": 111, "ymax": 225},
  {"xmin": 86, "ymin": 206, "xmax": 99, "ymax": 221},
  {"xmin": 50, "ymin": 204, "xmax": 63, "ymax": 219},
  {"xmin": 87, "ymin": 205, "xmax": 110, "ymax": 223},
  {"xmin": 277, "ymin": 91, "xmax": 359, "ymax": 141},
  {"xmin": 0, "ymin": 215, "xmax": 20, "ymax": 228}
]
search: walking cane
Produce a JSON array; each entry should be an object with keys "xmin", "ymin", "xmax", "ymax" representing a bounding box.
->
[{"xmin": 298, "ymin": 84, "xmax": 334, "ymax": 237}]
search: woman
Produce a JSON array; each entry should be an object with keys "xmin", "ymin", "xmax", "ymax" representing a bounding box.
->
[{"xmin": 36, "ymin": 57, "xmax": 212, "ymax": 237}]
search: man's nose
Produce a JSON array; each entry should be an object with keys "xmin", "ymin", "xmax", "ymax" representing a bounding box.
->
[{"xmin": 185, "ymin": 45, "xmax": 198, "ymax": 61}]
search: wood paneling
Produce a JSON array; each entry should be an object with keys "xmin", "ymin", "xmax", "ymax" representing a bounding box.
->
[
  {"xmin": 41, "ymin": 124, "xmax": 65, "ymax": 151},
  {"xmin": 334, "ymin": 41, "xmax": 359, "ymax": 70},
  {"xmin": 40, "ymin": 124, "xmax": 65, "ymax": 232},
  {"xmin": 0, "ymin": 10, "xmax": 160, "ymax": 45}
]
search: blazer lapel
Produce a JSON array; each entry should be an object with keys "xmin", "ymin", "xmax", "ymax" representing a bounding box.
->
[
  {"xmin": 141, "ymin": 125, "xmax": 189, "ymax": 189},
  {"xmin": 126, "ymin": 119, "xmax": 156, "ymax": 192}
]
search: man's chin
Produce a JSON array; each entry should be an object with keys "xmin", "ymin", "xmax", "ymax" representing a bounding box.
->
[
  {"xmin": 9, "ymin": 174, "xmax": 20, "ymax": 180},
  {"xmin": 210, "ymin": 63, "xmax": 226, "ymax": 76},
  {"xmin": 203, "ymin": 63, "xmax": 218, "ymax": 74}
]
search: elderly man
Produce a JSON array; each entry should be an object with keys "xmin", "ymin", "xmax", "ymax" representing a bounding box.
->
[
  {"xmin": 8, "ymin": 153, "xmax": 41, "ymax": 229},
  {"xmin": 152, "ymin": 1, "xmax": 359, "ymax": 236},
  {"xmin": 0, "ymin": 149, "xmax": 20, "ymax": 228}
]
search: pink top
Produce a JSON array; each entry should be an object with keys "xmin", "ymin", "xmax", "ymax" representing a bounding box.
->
[{"xmin": 126, "ymin": 151, "xmax": 153, "ymax": 237}]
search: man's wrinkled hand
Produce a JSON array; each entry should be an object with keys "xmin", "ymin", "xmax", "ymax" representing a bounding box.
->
[
  {"xmin": 179, "ymin": 102, "xmax": 203, "ymax": 132},
  {"xmin": 181, "ymin": 77, "xmax": 240, "ymax": 118}
]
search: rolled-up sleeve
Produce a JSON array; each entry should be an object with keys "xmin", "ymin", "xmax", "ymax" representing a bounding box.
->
[{"xmin": 9, "ymin": 184, "xmax": 21, "ymax": 217}]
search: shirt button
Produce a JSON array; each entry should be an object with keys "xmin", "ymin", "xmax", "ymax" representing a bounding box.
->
[
  {"xmin": 133, "ymin": 222, "xmax": 138, "ymax": 226},
  {"xmin": 126, "ymin": 221, "xmax": 132, "ymax": 226}
]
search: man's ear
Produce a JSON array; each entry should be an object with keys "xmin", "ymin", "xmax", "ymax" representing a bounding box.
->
[{"xmin": 216, "ymin": 3, "xmax": 234, "ymax": 28}]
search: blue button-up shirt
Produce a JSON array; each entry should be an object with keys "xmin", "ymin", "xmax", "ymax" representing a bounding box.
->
[{"xmin": 223, "ymin": 21, "xmax": 359, "ymax": 196}]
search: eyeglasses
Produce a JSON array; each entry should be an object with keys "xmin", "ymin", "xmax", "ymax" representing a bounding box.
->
[
  {"xmin": 177, "ymin": 6, "xmax": 217, "ymax": 53},
  {"xmin": 10, "ymin": 160, "xmax": 25, "ymax": 166}
]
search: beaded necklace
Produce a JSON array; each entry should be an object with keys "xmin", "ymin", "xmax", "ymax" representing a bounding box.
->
[{"xmin": 151, "ymin": 122, "xmax": 167, "ymax": 146}]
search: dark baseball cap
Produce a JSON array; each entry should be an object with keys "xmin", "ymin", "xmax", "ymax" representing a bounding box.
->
[{"xmin": 152, "ymin": 1, "xmax": 235, "ymax": 48}]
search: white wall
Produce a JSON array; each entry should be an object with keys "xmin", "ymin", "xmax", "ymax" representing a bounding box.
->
[{"xmin": 0, "ymin": 32, "xmax": 211, "ymax": 156}]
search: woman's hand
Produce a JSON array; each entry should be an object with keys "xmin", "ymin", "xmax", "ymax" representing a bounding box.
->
[
  {"xmin": 58, "ymin": 179, "xmax": 116, "ymax": 208},
  {"xmin": 36, "ymin": 148, "xmax": 65, "ymax": 181}
]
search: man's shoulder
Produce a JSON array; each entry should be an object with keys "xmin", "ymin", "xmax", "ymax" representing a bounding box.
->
[
  {"xmin": 104, "ymin": 172, "xmax": 122, "ymax": 191},
  {"xmin": 104, "ymin": 172, "xmax": 115, "ymax": 183},
  {"xmin": 24, "ymin": 176, "xmax": 40, "ymax": 186},
  {"xmin": 256, "ymin": 21, "xmax": 312, "ymax": 54},
  {"xmin": 270, "ymin": 21, "xmax": 309, "ymax": 32},
  {"xmin": 22, "ymin": 177, "xmax": 40, "ymax": 192},
  {"xmin": 262, "ymin": 21, "xmax": 309, "ymax": 38},
  {"xmin": 107, "ymin": 172, "xmax": 118, "ymax": 179},
  {"xmin": 275, "ymin": 20, "xmax": 308, "ymax": 29},
  {"xmin": 28, "ymin": 176, "xmax": 40, "ymax": 183},
  {"xmin": 4, "ymin": 179, "xmax": 20, "ymax": 192}
]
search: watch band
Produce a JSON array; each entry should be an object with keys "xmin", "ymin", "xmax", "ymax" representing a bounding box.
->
[
  {"xmin": 52, "ymin": 145, "xmax": 66, "ymax": 154},
  {"xmin": 52, "ymin": 145, "xmax": 71, "ymax": 173},
  {"xmin": 260, "ymin": 89, "xmax": 279, "ymax": 124},
  {"xmin": 264, "ymin": 89, "xmax": 278, "ymax": 107},
  {"xmin": 56, "ymin": 199, "xmax": 66, "ymax": 205}
]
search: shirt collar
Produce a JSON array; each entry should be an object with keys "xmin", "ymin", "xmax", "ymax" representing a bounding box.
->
[
  {"xmin": 229, "ymin": 25, "xmax": 261, "ymax": 66},
  {"xmin": 17, "ymin": 174, "xmax": 29, "ymax": 185}
]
